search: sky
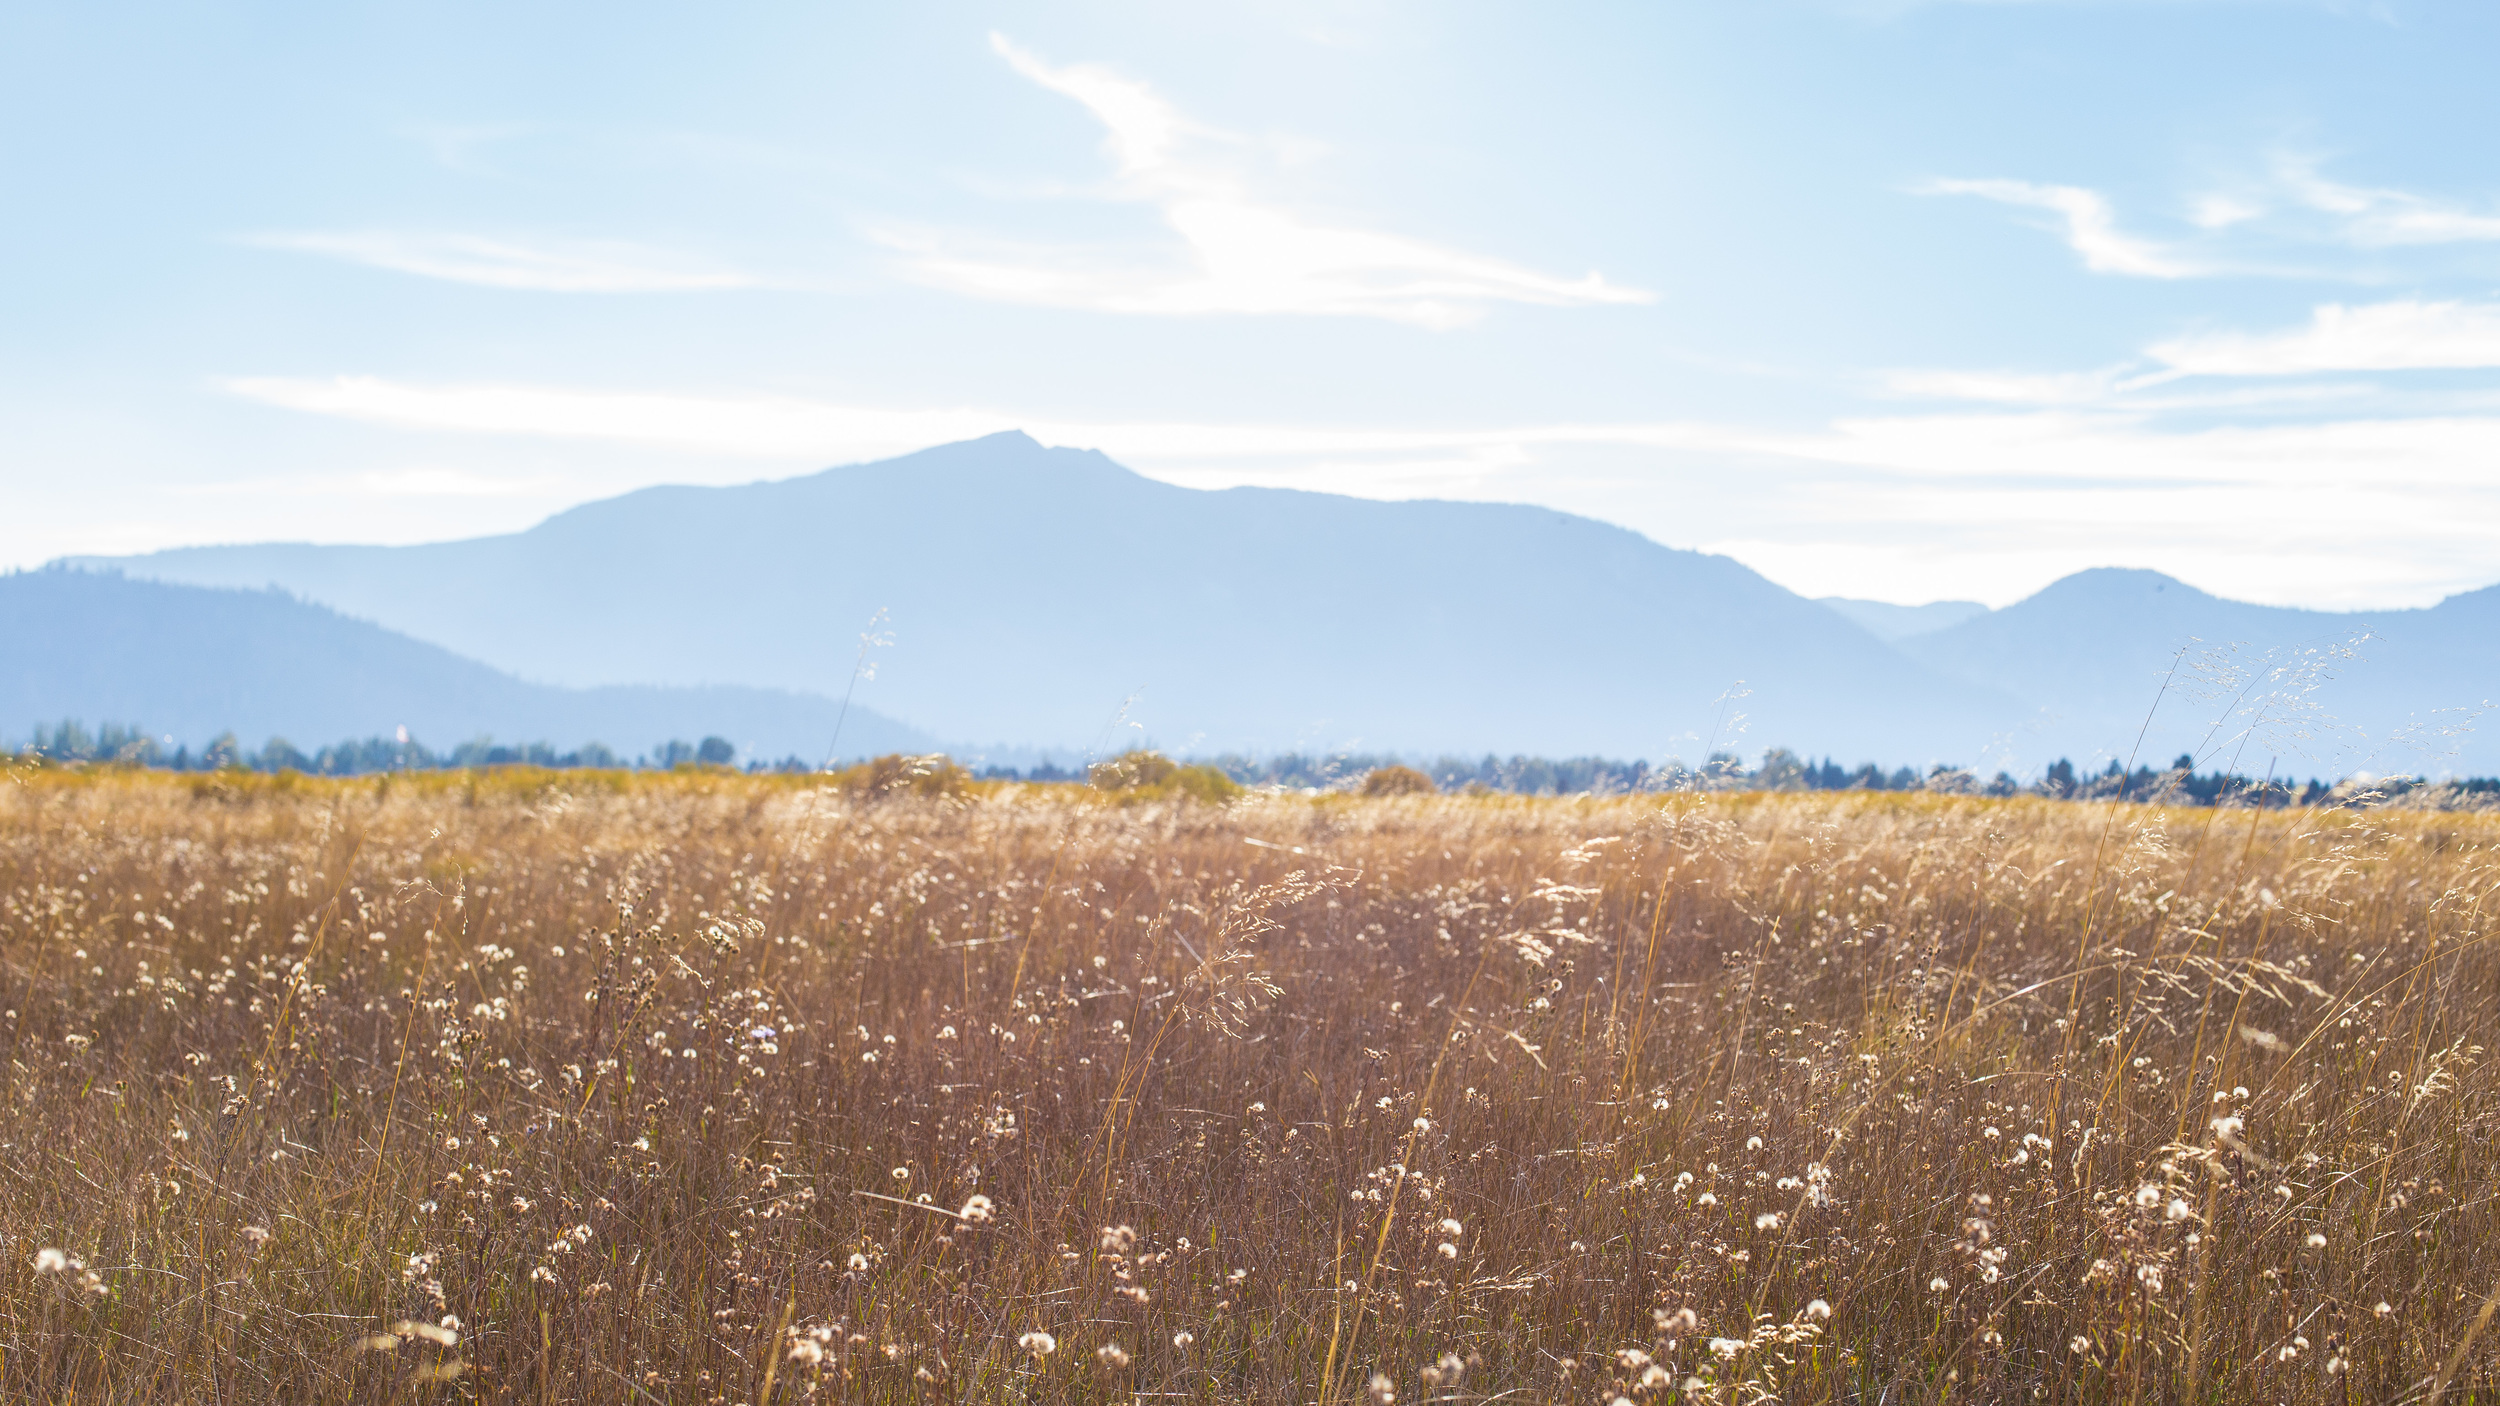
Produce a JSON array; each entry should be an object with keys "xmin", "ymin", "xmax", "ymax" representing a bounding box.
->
[{"xmin": 5, "ymin": 0, "xmax": 2498, "ymax": 610}]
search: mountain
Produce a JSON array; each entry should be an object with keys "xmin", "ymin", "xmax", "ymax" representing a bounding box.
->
[
  {"xmin": 63, "ymin": 432, "xmax": 2021, "ymax": 763},
  {"xmin": 1899, "ymin": 568, "xmax": 2500, "ymax": 776},
  {"xmin": 62, "ymin": 435, "xmax": 2497, "ymax": 775},
  {"xmin": 1819, "ymin": 597, "xmax": 1990, "ymax": 642},
  {"xmin": 0, "ymin": 569, "xmax": 931, "ymax": 762}
]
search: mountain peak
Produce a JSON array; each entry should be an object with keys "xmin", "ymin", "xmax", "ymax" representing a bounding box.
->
[{"xmin": 2025, "ymin": 567, "xmax": 2213, "ymax": 607}]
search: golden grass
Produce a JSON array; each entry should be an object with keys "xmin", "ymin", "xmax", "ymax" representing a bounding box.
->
[{"xmin": 1, "ymin": 767, "xmax": 2495, "ymax": 1403}]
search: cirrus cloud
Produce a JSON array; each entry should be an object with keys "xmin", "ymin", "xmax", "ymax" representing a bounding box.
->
[
  {"xmin": 876, "ymin": 35, "xmax": 1653, "ymax": 329},
  {"xmin": 1920, "ymin": 177, "xmax": 2206, "ymax": 278}
]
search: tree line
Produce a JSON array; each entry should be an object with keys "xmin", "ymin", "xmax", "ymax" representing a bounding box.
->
[{"xmin": 12, "ymin": 719, "xmax": 2495, "ymax": 805}]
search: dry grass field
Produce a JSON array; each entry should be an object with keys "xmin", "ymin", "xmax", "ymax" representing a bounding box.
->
[{"xmin": 1, "ymin": 766, "xmax": 2496, "ymax": 1403}]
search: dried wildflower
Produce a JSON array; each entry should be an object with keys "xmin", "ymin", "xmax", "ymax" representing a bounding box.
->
[
  {"xmin": 959, "ymin": 1194, "xmax": 995, "ymax": 1224},
  {"xmin": 1805, "ymin": 1298, "xmax": 1832, "ymax": 1321},
  {"xmin": 32, "ymin": 1248, "xmax": 68, "ymax": 1275},
  {"xmin": 1656, "ymin": 1306, "xmax": 1698, "ymax": 1335},
  {"xmin": 1018, "ymin": 1331, "xmax": 1056, "ymax": 1359},
  {"xmin": 1172, "ymin": 1330, "xmax": 1195, "ymax": 1348},
  {"xmin": 1095, "ymin": 1342, "xmax": 1130, "ymax": 1369},
  {"xmin": 1367, "ymin": 1372, "xmax": 1397, "ymax": 1404}
]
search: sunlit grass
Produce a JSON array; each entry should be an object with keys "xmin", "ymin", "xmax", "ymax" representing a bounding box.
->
[{"xmin": 1, "ymin": 767, "xmax": 2494, "ymax": 1402}]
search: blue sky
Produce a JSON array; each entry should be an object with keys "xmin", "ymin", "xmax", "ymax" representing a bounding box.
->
[{"xmin": 6, "ymin": 0, "xmax": 2498, "ymax": 608}]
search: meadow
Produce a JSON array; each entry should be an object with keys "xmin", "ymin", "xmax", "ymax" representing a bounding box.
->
[{"xmin": 1, "ymin": 765, "xmax": 2494, "ymax": 1403}]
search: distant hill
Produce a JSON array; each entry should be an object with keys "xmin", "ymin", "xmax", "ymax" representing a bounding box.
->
[
  {"xmin": 63, "ymin": 432, "xmax": 2022, "ymax": 763},
  {"xmin": 1900, "ymin": 568, "xmax": 2500, "ymax": 776},
  {"xmin": 0, "ymin": 569, "xmax": 931, "ymax": 763},
  {"xmin": 1819, "ymin": 597, "xmax": 1990, "ymax": 642}
]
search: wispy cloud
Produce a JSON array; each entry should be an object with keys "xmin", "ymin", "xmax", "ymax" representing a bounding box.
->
[
  {"xmin": 1925, "ymin": 156, "xmax": 2500, "ymax": 279},
  {"xmin": 878, "ymin": 35, "xmax": 1651, "ymax": 329},
  {"xmin": 245, "ymin": 231, "xmax": 760, "ymax": 292},
  {"xmin": 1920, "ymin": 178, "xmax": 2205, "ymax": 277},
  {"xmin": 222, "ymin": 371, "xmax": 2500, "ymax": 493},
  {"xmin": 2149, "ymin": 299, "xmax": 2500, "ymax": 376},
  {"xmin": 1888, "ymin": 296, "xmax": 2500, "ymax": 404},
  {"xmin": 2271, "ymin": 156, "xmax": 2500, "ymax": 246}
]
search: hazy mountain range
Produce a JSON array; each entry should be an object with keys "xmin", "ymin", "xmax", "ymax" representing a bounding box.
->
[
  {"xmin": 1, "ymin": 569, "xmax": 931, "ymax": 762},
  {"xmin": 1897, "ymin": 567, "xmax": 2499, "ymax": 777},
  {"xmin": 40, "ymin": 431, "xmax": 2500, "ymax": 775}
]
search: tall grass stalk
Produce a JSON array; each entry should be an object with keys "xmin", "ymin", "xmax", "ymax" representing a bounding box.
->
[{"xmin": 0, "ymin": 767, "xmax": 2493, "ymax": 1402}]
